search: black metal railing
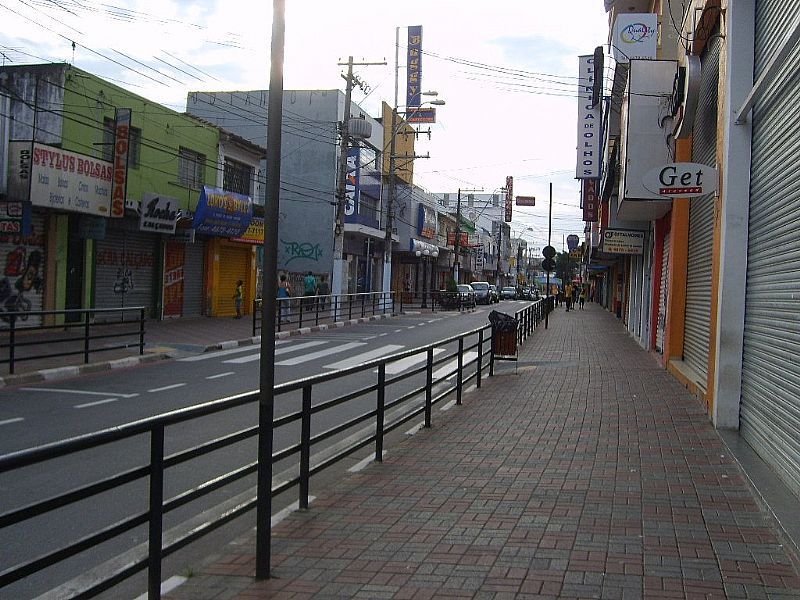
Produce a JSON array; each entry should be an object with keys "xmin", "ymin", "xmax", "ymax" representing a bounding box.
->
[
  {"xmin": 252, "ymin": 291, "xmax": 395, "ymax": 336},
  {"xmin": 0, "ymin": 307, "xmax": 146, "ymax": 375},
  {"xmin": 0, "ymin": 302, "xmax": 547, "ymax": 599}
]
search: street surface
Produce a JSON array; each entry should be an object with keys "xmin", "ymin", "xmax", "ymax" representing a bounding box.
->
[{"xmin": 0, "ymin": 301, "xmax": 528, "ymax": 599}]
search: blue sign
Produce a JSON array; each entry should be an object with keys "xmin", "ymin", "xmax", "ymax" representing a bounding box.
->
[
  {"xmin": 192, "ymin": 186, "xmax": 253, "ymax": 238},
  {"xmin": 406, "ymin": 25, "xmax": 423, "ymax": 107}
]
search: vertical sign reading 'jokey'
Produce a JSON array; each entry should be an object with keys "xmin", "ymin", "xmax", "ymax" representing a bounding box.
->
[{"xmin": 576, "ymin": 56, "xmax": 601, "ymax": 179}]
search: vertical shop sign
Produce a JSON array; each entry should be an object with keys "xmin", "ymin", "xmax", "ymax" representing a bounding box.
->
[
  {"xmin": 504, "ymin": 176, "xmax": 513, "ymax": 222},
  {"xmin": 582, "ymin": 178, "xmax": 599, "ymax": 222},
  {"xmin": 111, "ymin": 108, "xmax": 131, "ymax": 218},
  {"xmin": 576, "ymin": 56, "xmax": 601, "ymax": 178},
  {"xmin": 406, "ymin": 26, "xmax": 423, "ymax": 107}
]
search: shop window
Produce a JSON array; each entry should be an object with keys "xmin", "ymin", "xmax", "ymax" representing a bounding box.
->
[
  {"xmin": 223, "ymin": 158, "xmax": 253, "ymax": 196},
  {"xmin": 179, "ymin": 148, "xmax": 206, "ymax": 189}
]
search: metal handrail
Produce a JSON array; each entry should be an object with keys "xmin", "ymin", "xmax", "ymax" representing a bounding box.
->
[
  {"xmin": 0, "ymin": 301, "xmax": 549, "ymax": 599},
  {"xmin": 0, "ymin": 307, "xmax": 146, "ymax": 374},
  {"xmin": 252, "ymin": 291, "xmax": 395, "ymax": 335}
]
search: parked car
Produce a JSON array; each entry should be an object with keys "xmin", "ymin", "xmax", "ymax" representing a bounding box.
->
[
  {"xmin": 456, "ymin": 284, "xmax": 477, "ymax": 308},
  {"xmin": 488, "ymin": 284, "xmax": 500, "ymax": 303},
  {"xmin": 470, "ymin": 281, "xmax": 492, "ymax": 304},
  {"xmin": 500, "ymin": 286, "xmax": 517, "ymax": 300}
]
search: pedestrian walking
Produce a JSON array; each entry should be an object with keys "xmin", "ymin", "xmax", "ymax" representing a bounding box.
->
[
  {"xmin": 579, "ymin": 285, "xmax": 586, "ymax": 310},
  {"xmin": 278, "ymin": 274, "xmax": 292, "ymax": 323},
  {"xmin": 303, "ymin": 271, "xmax": 317, "ymax": 309},
  {"xmin": 317, "ymin": 275, "xmax": 330, "ymax": 310},
  {"xmin": 564, "ymin": 282, "xmax": 573, "ymax": 312},
  {"xmin": 233, "ymin": 280, "xmax": 244, "ymax": 319}
]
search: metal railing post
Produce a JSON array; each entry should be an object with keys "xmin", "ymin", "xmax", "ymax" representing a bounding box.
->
[
  {"xmin": 147, "ymin": 425, "xmax": 165, "ymax": 600},
  {"xmin": 84, "ymin": 314, "xmax": 91, "ymax": 364},
  {"xmin": 425, "ymin": 348, "xmax": 433, "ymax": 428},
  {"xmin": 139, "ymin": 308, "xmax": 145, "ymax": 356},
  {"xmin": 299, "ymin": 298, "xmax": 304, "ymax": 328},
  {"xmin": 299, "ymin": 385, "xmax": 312, "ymax": 509},
  {"xmin": 456, "ymin": 338, "xmax": 464, "ymax": 405},
  {"xmin": 9, "ymin": 316, "xmax": 16, "ymax": 375},
  {"xmin": 489, "ymin": 327, "xmax": 495, "ymax": 377},
  {"xmin": 348, "ymin": 295, "xmax": 353, "ymax": 321},
  {"xmin": 361, "ymin": 293, "xmax": 366, "ymax": 318},
  {"xmin": 376, "ymin": 363, "xmax": 385, "ymax": 461},
  {"xmin": 252, "ymin": 300, "xmax": 258, "ymax": 336},
  {"xmin": 477, "ymin": 330, "xmax": 483, "ymax": 389}
]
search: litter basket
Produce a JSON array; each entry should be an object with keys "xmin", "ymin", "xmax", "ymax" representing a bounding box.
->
[{"xmin": 489, "ymin": 310, "xmax": 518, "ymax": 360}]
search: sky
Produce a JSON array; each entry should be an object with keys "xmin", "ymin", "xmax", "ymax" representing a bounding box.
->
[{"xmin": 0, "ymin": 0, "xmax": 610, "ymax": 251}]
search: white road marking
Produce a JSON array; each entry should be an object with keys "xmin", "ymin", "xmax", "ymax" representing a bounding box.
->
[
  {"xmin": 133, "ymin": 575, "xmax": 188, "ymax": 600},
  {"xmin": 0, "ymin": 417, "xmax": 24, "ymax": 426},
  {"xmin": 148, "ymin": 383, "xmax": 186, "ymax": 393},
  {"xmin": 224, "ymin": 340, "xmax": 329, "ymax": 364},
  {"xmin": 275, "ymin": 342, "xmax": 365, "ymax": 366},
  {"xmin": 21, "ymin": 387, "xmax": 139, "ymax": 398},
  {"xmin": 75, "ymin": 397, "xmax": 120, "ymax": 409},
  {"xmin": 394, "ymin": 329, "xmax": 403, "ymax": 333},
  {"xmin": 440, "ymin": 399, "xmax": 457, "ymax": 411},
  {"xmin": 382, "ymin": 348, "xmax": 446, "ymax": 375},
  {"xmin": 178, "ymin": 342, "xmax": 287, "ymax": 362},
  {"xmin": 324, "ymin": 345, "xmax": 404, "ymax": 370},
  {"xmin": 405, "ymin": 422, "xmax": 424, "ymax": 436},
  {"xmin": 432, "ymin": 352, "xmax": 478, "ymax": 381},
  {"xmin": 271, "ymin": 498, "xmax": 315, "ymax": 527},
  {"xmin": 206, "ymin": 372, "xmax": 235, "ymax": 379}
]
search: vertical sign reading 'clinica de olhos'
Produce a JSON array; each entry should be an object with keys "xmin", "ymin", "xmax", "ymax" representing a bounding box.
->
[{"xmin": 576, "ymin": 55, "xmax": 601, "ymax": 179}]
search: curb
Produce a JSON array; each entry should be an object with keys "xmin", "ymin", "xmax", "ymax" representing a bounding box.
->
[
  {"xmin": 1, "ymin": 313, "xmax": 397, "ymax": 388},
  {"xmin": 0, "ymin": 352, "xmax": 168, "ymax": 389}
]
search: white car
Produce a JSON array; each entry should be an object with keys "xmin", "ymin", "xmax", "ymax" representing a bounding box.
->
[{"xmin": 500, "ymin": 286, "xmax": 517, "ymax": 300}]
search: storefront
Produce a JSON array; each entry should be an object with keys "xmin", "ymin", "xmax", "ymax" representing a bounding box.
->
[{"xmin": 0, "ymin": 205, "xmax": 47, "ymax": 327}]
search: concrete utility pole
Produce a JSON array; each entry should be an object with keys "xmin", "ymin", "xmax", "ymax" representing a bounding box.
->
[
  {"xmin": 452, "ymin": 188, "xmax": 481, "ymax": 284},
  {"xmin": 332, "ymin": 56, "xmax": 385, "ymax": 298}
]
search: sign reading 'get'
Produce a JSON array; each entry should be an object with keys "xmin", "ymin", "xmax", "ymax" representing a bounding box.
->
[{"xmin": 642, "ymin": 162, "xmax": 719, "ymax": 198}]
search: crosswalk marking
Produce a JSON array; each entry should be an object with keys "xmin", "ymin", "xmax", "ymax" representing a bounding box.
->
[
  {"xmin": 75, "ymin": 397, "xmax": 120, "ymax": 409},
  {"xmin": 324, "ymin": 345, "xmax": 404, "ymax": 370},
  {"xmin": 178, "ymin": 341, "xmax": 288, "ymax": 362},
  {"xmin": 432, "ymin": 351, "xmax": 478, "ymax": 381},
  {"xmin": 275, "ymin": 342, "xmax": 365, "ymax": 366},
  {"xmin": 381, "ymin": 348, "xmax": 446, "ymax": 375},
  {"xmin": 224, "ymin": 340, "xmax": 328, "ymax": 364}
]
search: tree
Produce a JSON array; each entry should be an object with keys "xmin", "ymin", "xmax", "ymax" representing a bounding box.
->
[{"xmin": 555, "ymin": 251, "xmax": 578, "ymax": 284}]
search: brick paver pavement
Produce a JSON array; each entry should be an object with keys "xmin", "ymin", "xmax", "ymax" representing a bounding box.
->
[{"xmin": 164, "ymin": 304, "xmax": 800, "ymax": 599}]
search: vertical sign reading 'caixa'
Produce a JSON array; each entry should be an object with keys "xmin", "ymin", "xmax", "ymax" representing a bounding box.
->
[{"xmin": 111, "ymin": 108, "xmax": 131, "ymax": 218}]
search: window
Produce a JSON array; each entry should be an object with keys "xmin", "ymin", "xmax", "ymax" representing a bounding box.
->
[
  {"xmin": 102, "ymin": 118, "xmax": 140, "ymax": 167},
  {"xmin": 223, "ymin": 158, "xmax": 253, "ymax": 196},
  {"xmin": 179, "ymin": 148, "xmax": 206, "ymax": 189}
]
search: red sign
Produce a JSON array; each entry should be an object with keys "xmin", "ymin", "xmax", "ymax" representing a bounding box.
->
[
  {"xmin": 163, "ymin": 241, "xmax": 185, "ymax": 317},
  {"xmin": 505, "ymin": 176, "xmax": 513, "ymax": 222},
  {"xmin": 516, "ymin": 196, "xmax": 535, "ymax": 206},
  {"xmin": 111, "ymin": 108, "xmax": 131, "ymax": 218},
  {"xmin": 582, "ymin": 178, "xmax": 599, "ymax": 222},
  {"xmin": 447, "ymin": 232, "xmax": 469, "ymax": 246}
]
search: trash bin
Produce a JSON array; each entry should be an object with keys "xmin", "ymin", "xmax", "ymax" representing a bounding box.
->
[{"xmin": 488, "ymin": 310, "xmax": 518, "ymax": 358}]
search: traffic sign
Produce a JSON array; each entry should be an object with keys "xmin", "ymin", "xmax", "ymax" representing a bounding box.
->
[
  {"xmin": 542, "ymin": 258, "xmax": 556, "ymax": 272},
  {"xmin": 542, "ymin": 245, "xmax": 556, "ymax": 259}
]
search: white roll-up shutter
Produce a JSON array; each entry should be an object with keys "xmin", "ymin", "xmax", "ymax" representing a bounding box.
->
[
  {"xmin": 656, "ymin": 231, "xmax": 670, "ymax": 354},
  {"xmin": 682, "ymin": 32, "xmax": 720, "ymax": 388},
  {"xmin": 0, "ymin": 210, "xmax": 47, "ymax": 328},
  {"xmin": 740, "ymin": 0, "xmax": 800, "ymax": 498},
  {"xmin": 95, "ymin": 219, "xmax": 157, "ymax": 316},
  {"xmin": 182, "ymin": 240, "xmax": 205, "ymax": 317}
]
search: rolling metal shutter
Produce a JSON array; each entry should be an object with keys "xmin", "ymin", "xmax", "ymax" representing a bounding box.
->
[
  {"xmin": 182, "ymin": 240, "xmax": 205, "ymax": 317},
  {"xmin": 740, "ymin": 0, "xmax": 800, "ymax": 498},
  {"xmin": 218, "ymin": 244, "xmax": 250, "ymax": 317},
  {"xmin": 95, "ymin": 220, "xmax": 157, "ymax": 316},
  {"xmin": 682, "ymin": 33, "xmax": 720, "ymax": 388},
  {"xmin": 656, "ymin": 231, "xmax": 670, "ymax": 354}
]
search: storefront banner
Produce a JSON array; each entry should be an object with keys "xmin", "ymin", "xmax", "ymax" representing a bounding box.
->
[
  {"xmin": 582, "ymin": 178, "xmax": 599, "ymax": 222},
  {"xmin": 8, "ymin": 141, "xmax": 113, "ymax": 216},
  {"xmin": 140, "ymin": 192, "xmax": 178, "ymax": 234},
  {"xmin": 406, "ymin": 25, "xmax": 423, "ymax": 107},
  {"xmin": 505, "ymin": 176, "xmax": 514, "ymax": 222},
  {"xmin": 417, "ymin": 204, "xmax": 437, "ymax": 239},
  {"xmin": 602, "ymin": 229, "xmax": 645, "ymax": 255},
  {"xmin": 612, "ymin": 13, "xmax": 658, "ymax": 64},
  {"xmin": 576, "ymin": 55, "xmax": 602, "ymax": 179},
  {"xmin": 192, "ymin": 186, "xmax": 253, "ymax": 237},
  {"xmin": 231, "ymin": 217, "xmax": 264, "ymax": 244}
]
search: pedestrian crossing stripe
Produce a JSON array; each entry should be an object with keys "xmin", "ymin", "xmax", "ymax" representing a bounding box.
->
[
  {"xmin": 324, "ymin": 345, "xmax": 404, "ymax": 370},
  {"xmin": 223, "ymin": 340, "xmax": 328, "ymax": 364},
  {"xmin": 274, "ymin": 342, "xmax": 366, "ymax": 366}
]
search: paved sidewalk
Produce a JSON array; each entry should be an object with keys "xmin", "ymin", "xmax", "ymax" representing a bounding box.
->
[{"xmin": 164, "ymin": 305, "xmax": 800, "ymax": 599}]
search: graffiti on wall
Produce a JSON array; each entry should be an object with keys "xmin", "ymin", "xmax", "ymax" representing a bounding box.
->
[
  {"xmin": 281, "ymin": 239, "xmax": 323, "ymax": 265},
  {"xmin": 0, "ymin": 246, "xmax": 44, "ymax": 324}
]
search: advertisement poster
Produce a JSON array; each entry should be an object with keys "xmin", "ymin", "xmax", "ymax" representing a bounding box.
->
[
  {"xmin": 192, "ymin": 186, "xmax": 253, "ymax": 237},
  {"xmin": 163, "ymin": 241, "xmax": 185, "ymax": 318}
]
